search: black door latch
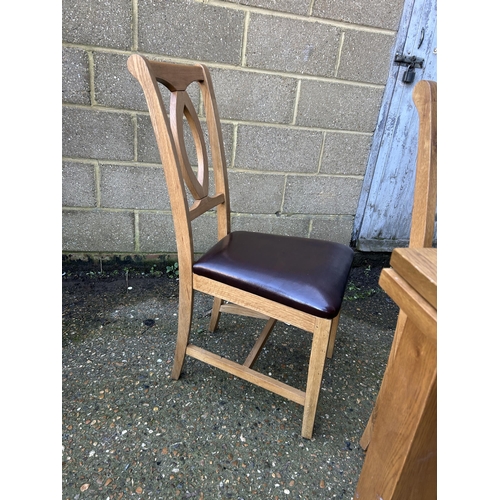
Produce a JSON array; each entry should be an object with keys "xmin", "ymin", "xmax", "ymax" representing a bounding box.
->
[{"xmin": 394, "ymin": 53, "xmax": 424, "ymax": 84}]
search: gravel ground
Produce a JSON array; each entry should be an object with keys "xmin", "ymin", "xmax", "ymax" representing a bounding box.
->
[{"xmin": 62, "ymin": 253, "xmax": 399, "ymax": 500}]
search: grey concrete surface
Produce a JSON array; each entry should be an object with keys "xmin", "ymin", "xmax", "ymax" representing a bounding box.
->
[{"xmin": 62, "ymin": 254, "xmax": 399, "ymax": 499}]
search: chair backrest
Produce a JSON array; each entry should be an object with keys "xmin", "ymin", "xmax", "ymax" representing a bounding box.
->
[
  {"xmin": 409, "ymin": 80, "xmax": 437, "ymax": 248},
  {"xmin": 127, "ymin": 55, "xmax": 231, "ymax": 274}
]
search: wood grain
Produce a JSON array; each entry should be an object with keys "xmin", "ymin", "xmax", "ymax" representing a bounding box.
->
[
  {"xmin": 355, "ymin": 316, "xmax": 436, "ymax": 499},
  {"xmin": 391, "ymin": 247, "xmax": 436, "ymax": 308},
  {"xmin": 128, "ymin": 54, "xmax": 346, "ymax": 439}
]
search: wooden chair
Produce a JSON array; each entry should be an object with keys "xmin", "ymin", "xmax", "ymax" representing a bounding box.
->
[
  {"xmin": 359, "ymin": 79, "xmax": 437, "ymax": 450},
  {"xmin": 127, "ymin": 54, "xmax": 354, "ymax": 439}
]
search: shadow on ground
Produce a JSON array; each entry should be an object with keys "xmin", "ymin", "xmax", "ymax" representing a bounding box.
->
[{"xmin": 62, "ymin": 253, "xmax": 398, "ymax": 499}]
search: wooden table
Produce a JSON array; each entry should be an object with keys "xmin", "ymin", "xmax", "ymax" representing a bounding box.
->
[{"xmin": 355, "ymin": 247, "xmax": 437, "ymax": 500}]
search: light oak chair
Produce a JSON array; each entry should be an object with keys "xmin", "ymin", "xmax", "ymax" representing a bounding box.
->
[
  {"xmin": 359, "ymin": 79, "xmax": 437, "ymax": 450},
  {"xmin": 127, "ymin": 54, "xmax": 354, "ymax": 439}
]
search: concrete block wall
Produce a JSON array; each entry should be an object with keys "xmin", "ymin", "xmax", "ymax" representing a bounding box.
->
[{"xmin": 62, "ymin": 0, "xmax": 404, "ymax": 260}]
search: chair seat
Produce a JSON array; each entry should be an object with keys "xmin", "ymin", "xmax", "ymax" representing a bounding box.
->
[{"xmin": 193, "ymin": 231, "xmax": 354, "ymax": 319}]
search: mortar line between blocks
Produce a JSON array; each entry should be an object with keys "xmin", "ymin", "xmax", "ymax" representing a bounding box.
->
[
  {"xmin": 62, "ymin": 157, "xmax": 164, "ymax": 168},
  {"xmin": 132, "ymin": 114, "xmax": 138, "ymax": 162},
  {"xmin": 316, "ymin": 132, "xmax": 327, "ymax": 174},
  {"xmin": 308, "ymin": 0, "xmax": 316, "ymax": 16},
  {"xmin": 62, "ymin": 207, "xmax": 174, "ymax": 215},
  {"xmin": 241, "ymin": 11, "xmax": 250, "ymax": 67},
  {"xmin": 95, "ymin": 161, "xmax": 101, "ymax": 208},
  {"xmin": 279, "ymin": 174, "xmax": 288, "ymax": 214},
  {"xmin": 63, "ymin": 154, "xmax": 363, "ymax": 179},
  {"xmin": 132, "ymin": 0, "xmax": 139, "ymax": 51},
  {"xmin": 87, "ymin": 51, "xmax": 96, "ymax": 106},
  {"xmin": 62, "ymin": 44, "xmax": 386, "ymax": 89},
  {"xmin": 231, "ymin": 124, "xmax": 239, "ymax": 168},
  {"xmin": 134, "ymin": 211, "xmax": 140, "ymax": 252},
  {"xmin": 335, "ymin": 32, "xmax": 346, "ymax": 77},
  {"xmin": 63, "ymin": 103, "xmax": 374, "ymax": 135},
  {"xmin": 291, "ymin": 80, "xmax": 302, "ymax": 125},
  {"xmin": 307, "ymin": 219, "xmax": 314, "ymax": 238},
  {"xmin": 229, "ymin": 169, "xmax": 362, "ymax": 179},
  {"xmin": 204, "ymin": 0, "xmax": 395, "ymax": 35}
]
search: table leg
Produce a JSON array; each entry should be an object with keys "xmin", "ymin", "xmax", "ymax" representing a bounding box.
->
[
  {"xmin": 355, "ymin": 316, "xmax": 436, "ymax": 499},
  {"xmin": 359, "ymin": 312, "xmax": 408, "ymax": 450}
]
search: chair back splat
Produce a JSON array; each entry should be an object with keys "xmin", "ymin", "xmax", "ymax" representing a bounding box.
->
[{"xmin": 128, "ymin": 54, "xmax": 354, "ymax": 439}]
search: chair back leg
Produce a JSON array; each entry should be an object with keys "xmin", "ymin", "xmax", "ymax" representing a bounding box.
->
[
  {"xmin": 209, "ymin": 297, "xmax": 223, "ymax": 332},
  {"xmin": 326, "ymin": 313, "xmax": 341, "ymax": 359},
  {"xmin": 171, "ymin": 284, "xmax": 195, "ymax": 380}
]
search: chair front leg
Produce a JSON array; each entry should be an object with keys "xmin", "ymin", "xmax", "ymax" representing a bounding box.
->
[
  {"xmin": 301, "ymin": 317, "xmax": 332, "ymax": 439},
  {"xmin": 171, "ymin": 283, "xmax": 194, "ymax": 380},
  {"xmin": 326, "ymin": 312, "xmax": 340, "ymax": 359}
]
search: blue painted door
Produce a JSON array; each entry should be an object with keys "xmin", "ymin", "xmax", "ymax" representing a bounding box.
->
[{"xmin": 353, "ymin": 0, "xmax": 437, "ymax": 251}]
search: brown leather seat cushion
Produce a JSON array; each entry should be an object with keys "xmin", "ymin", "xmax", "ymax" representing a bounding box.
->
[{"xmin": 193, "ymin": 231, "xmax": 354, "ymax": 319}]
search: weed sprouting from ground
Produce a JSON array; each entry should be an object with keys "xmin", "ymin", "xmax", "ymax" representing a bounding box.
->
[
  {"xmin": 345, "ymin": 266, "xmax": 378, "ymax": 301},
  {"xmin": 62, "ymin": 262, "xmax": 180, "ymax": 281},
  {"xmin": 345, "ymin": 282, "xmax": 377, "ymax": 301}
]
